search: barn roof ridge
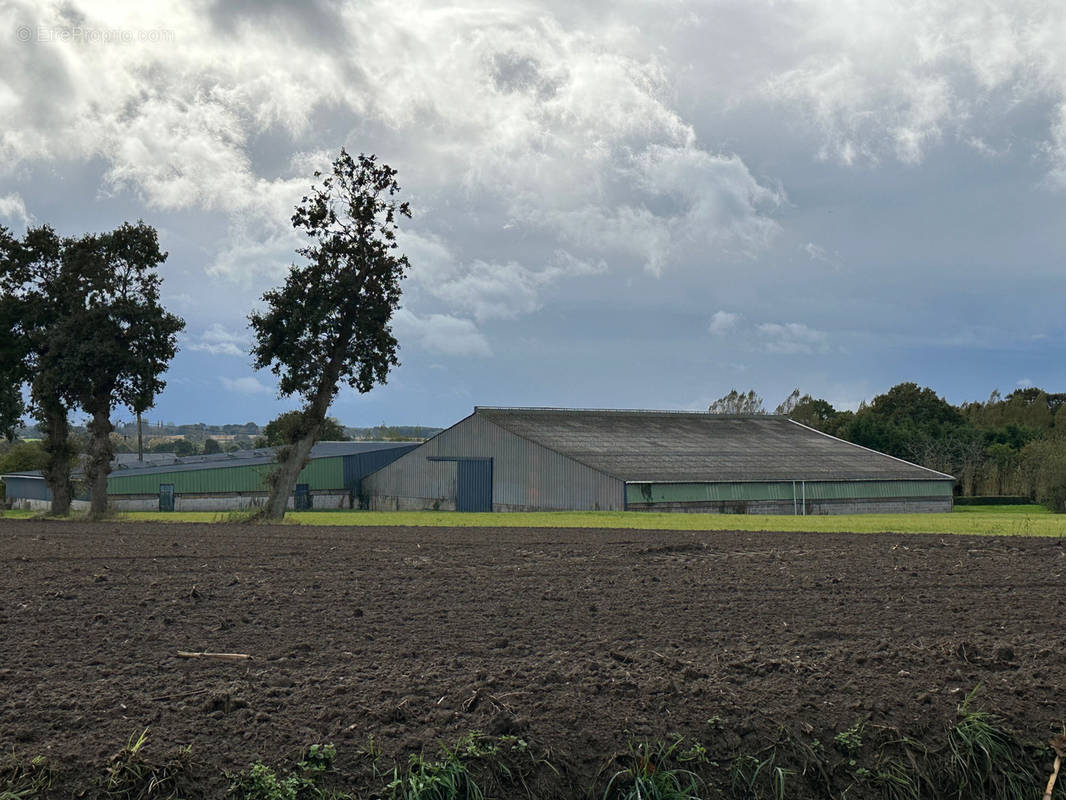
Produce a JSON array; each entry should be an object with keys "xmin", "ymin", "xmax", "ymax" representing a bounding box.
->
[{"xmin": 475, "ymin": 405, "xmax": 779, "ymax": 419}]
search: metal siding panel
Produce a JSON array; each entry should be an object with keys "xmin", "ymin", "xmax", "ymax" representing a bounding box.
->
[
  {"xmin": 109, "ymin": 464, "xmax": 269, "ymax": 494},
  {"xmin": 296, "ymin": 457, "xmax": 343, "ymax": 489},
  {"xmin": 627, "ymin": 480, "xmax": 955, "ymax": 504},
  {"xmin": 3, "ymin": 476, "xmax": 53, "ymax": 501},
  {"xmin": 343, "ymin": 445, "xmax": 419, "ymax": 488},
  {"xmin": 363, "ymin": 414, "xmax": 622, "ymax": 510},
  {"xmin": 107, "ymin": 454, "xmax": 358, "ymax": 496}
]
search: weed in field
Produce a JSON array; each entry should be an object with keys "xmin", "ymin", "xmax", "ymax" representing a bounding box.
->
[
  {"xmin": 228, "ymin": 744, "xmax": 349, "ymax": 800},
  {"xmin": 857, "ymin": 759, "xmax": 916, "ymax": 800},
  {"xmin": 384, "ymin": 751, "xmax": 483, "ymax": 800},
  {"xmin": 603, "ymin": 740, "xmax": 701, "ymax": 800},
  {"xmin": 357, "ymin": 735, "xmax": 388, "ymax": 782},
  {"xmin": 676, "ymin": 740, "xmax": 711, "ymax": 765},
  {"xmin": 833, "ymin": 722, "xmax": 864, "ymax": 757},
  {"xmin": 103, "ymin": 729, "xmax": 194, "ymax": 800},
  {"xmin": 941, "ymin": 689, "xmax": 1038, "ymax": 800},
  {"xmin": 0, "ymin": 753, "xmax": 52, "ymax": 799},
  {"xmin": 433, "ymin": 731, "xmax": 557, "ymax": 798},
  {"xmin": 728, "ymin": 751, "xmax": 791, "ymax": 800}
]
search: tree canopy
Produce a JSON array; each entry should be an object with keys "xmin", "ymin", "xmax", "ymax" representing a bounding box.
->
[{"xmin": 259, "ymin": 411, "xmax": 348, "ymax": 447}]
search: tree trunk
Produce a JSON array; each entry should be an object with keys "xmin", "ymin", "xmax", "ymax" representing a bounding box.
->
[
  {"xmin": 85, "ymin": 400, "xmax": 114, "ymax": 517},
  {"xmin": 261, "ymin": 417, "xmax": 322, "ymax": 520},
  {"xmin": 259, "ymin": 309, "xmax": 357, "ymax": 521},
  {"xmin": 40, "ymin": 400, "xmax": 73, "ymax": 516}
]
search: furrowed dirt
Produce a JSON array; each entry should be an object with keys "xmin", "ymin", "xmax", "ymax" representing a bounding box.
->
[{"xmin": 2, "ymin": 520, "xmax": 1065, "ymax": 797}]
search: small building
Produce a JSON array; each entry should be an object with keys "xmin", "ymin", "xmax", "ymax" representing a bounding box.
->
[
  {"xmin": 361, "ymin": 407, "xmax": 955, "ymax": 514},
  {"xmin": 2, "ymin": 441, "xmax": 417, "ymax": 512}
]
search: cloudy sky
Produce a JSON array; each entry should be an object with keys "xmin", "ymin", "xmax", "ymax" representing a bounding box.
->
[{"xmin": 3, "ymin": 1, "xmax": 1065, "ymax": 428}]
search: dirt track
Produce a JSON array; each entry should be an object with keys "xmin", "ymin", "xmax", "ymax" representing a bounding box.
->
[{"xmin": 2, "ymin": 520, "xmax": 1065, "ymax": 797}]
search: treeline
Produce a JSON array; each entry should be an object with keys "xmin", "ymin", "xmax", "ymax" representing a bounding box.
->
[
  {"xmin": 348, "ymin": 423, "xmax": 441, "ymax": 441},
  {"xmin": 711, "ymin": 383, "xmax": 1066, "ymax": 510}
]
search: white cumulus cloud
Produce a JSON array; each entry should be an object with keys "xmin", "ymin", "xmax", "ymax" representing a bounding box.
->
[
  {"xmin": 0, "ymin": 193, "xmax": 31, "ymax": 226},
  {"xmin": 187, "ymin": 323, "xmax": 248, "ymax": 357},
  {"xmin": 756, "ymin": 322, "xmax": 829, "ymax": 355},
  {"xmin": 219, "ymin": 376, "xmax": 273, "ymax": 395},
  {"xmin": 392, "ymin": 309, "xmax": 492, "ymax": 358},
  {"xmin": 708, "ymin": 311, "xmax": 742, "ymax": 335}
]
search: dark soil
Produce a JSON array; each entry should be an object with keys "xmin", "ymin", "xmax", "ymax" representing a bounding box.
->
[{"xmin": 2, "ymin": 520, "xmax": 1065, "ymax": 798}]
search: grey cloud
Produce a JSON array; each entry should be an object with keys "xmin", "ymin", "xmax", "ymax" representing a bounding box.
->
[
  {"xmin": 206, "ymin": 0, "xmax": 349, "ymax": 49},
  {"xmin": 490, "ymin": 51, "xmax": 561, "ymax": 99}
]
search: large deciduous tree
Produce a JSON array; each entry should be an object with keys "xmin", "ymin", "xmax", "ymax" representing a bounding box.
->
[
  {"xmin": 0, "ymin": 227, "xmax": 28, "ymax": 441},
  {"xmin": 250, "ymin": 150, "xmax": 410, "ymax": 520},
  {"xmin": 59, "ymin": 223, "xmax": 185, "ymax": 515},
  {"xmin": 0, "ymin": 225, "xmax": 78, "ymax": 514}
]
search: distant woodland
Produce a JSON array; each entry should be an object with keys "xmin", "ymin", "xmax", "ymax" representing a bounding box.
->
[{"xmin": 710, "ymin": 383, "xmax": 1066, "ymax": 510}]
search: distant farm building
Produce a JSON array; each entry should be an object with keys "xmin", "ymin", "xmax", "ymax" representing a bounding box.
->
[
  {"xmin": 361, "ymin": 408, "xmax": 955, "ymax": 514},
  {"xmin": 2, "ymin": 441, "xmax": 416, "ymax": 512}
]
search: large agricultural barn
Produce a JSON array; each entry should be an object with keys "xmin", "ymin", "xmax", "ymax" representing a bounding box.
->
[
  {"xmin": 2, "ymin": 441, "xmax": 416, "ymax": 511},
  {"xmin": 362, "ymin": 407, "xmax": 955, "ymax": 514}
]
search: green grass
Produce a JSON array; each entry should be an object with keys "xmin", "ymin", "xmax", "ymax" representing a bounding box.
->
[
  {"xmin": 4, "ymin": 505, "xmax": 1063, "ymax": 536},
  {"xmin": 950, "ymin": 504, "xmax": 1047, "ymax": 514}
]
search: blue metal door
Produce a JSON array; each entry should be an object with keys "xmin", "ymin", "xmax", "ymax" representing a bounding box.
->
[
  {"xmin": 456, "ymin": 459, "xmax": 492, "ymax": 512},
  {"xmin": 294, "ymin": 483, "xmax": 312, "ymax": 511},
  {"xmin": 159, "ymin": 484, "xmax": 175, "ymax": 512}
]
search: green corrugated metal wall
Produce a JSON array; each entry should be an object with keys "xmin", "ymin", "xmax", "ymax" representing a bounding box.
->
[
  {"xmin": 107, "ymin": 457, "xmax": 345, "ymax": 495},
  {"xmin": 625, "ymin": 480, "xmax": 954, "ymax": 505}
]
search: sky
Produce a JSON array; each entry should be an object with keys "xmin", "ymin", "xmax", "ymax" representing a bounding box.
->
[{"xmin": 2, "ymin": 0, "xmax": 1065, "ymax": 429}]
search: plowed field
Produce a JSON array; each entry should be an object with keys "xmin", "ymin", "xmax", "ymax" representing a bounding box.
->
[{"xmin": 2, "ymin": 520, "xmax": 1065, "ymax": 798}]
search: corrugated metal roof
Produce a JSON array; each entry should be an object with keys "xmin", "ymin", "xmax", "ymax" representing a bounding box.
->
[
  {"xmin": 2, "ymin": 441, "xmax": 414, "ymax": 481},
  {"xmin": 475, "ymin": 407, "xmax": 954, "ymax": 483}
]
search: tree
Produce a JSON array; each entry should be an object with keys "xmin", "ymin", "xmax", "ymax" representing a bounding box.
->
[
  {"xmin": 0, "ymin": 225, "xmax": 78, "ymax": 514},
  {"xmin": 1021, "ymin": 436, "xmax": 1066, "ymax": 511},
  {"xmin": 773, "ymin": 388, "xmax": 802, "ymax": 416},
  {"xmin": 708, "ymin": 389, "xmax": 765, "ymax": 415},
  {"xmin": 203, "ymin": 438, "xmax": 222, "ymax": 454},
  {"xmin": 250, "ymin": 150, "xmax": 410, "ymax": 519},
  {"xmin": 0, "ymin": 440, "xmax": 48, "ymax": 474},
  {"xmin": 838, "ymin": 382, "xmax": 965, "ymax": 462},
  {"xmin": 259, "ymin": 411, "xmax": 348, "ymax": 448},
  {"xmin": 149, "ymin": 439, "xmax": 194, "ymax": 456},
  {"xmin": 0, "ymin": 239, "xmax": 26, "ymax": 441},
  {"xmin": 39, "ymin": 223, "xmax": 184, "ymax": 515}
]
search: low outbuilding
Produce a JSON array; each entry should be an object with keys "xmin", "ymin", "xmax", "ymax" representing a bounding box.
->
[
  {"xmin": 361, "ymin": 407, "xmax": 955, "ymax": 514},
  {"xmin": 2, "ymin": 441, "xmax": 417, "ymax": 512}
]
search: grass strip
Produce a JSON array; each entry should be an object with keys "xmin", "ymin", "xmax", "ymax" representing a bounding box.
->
[{"xmin": 2, "ymin": 506, "xmax": 1063, "ymax": 536}]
